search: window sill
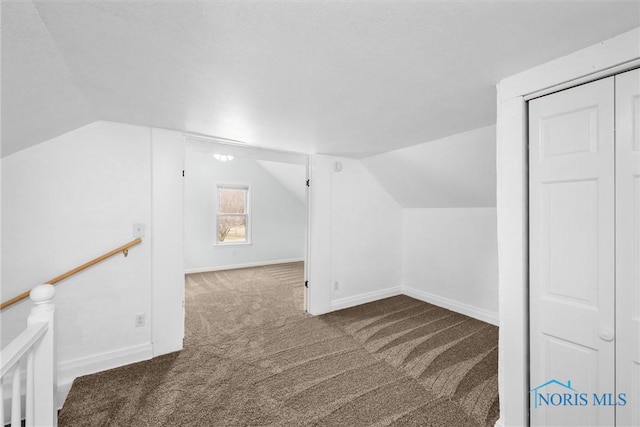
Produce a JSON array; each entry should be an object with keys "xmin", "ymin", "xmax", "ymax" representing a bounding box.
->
[{"xmin": 214, "ymin": 242, "xmax": 252, "ymax": 247}]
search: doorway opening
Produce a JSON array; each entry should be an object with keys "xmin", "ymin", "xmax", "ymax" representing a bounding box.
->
[{"xmin": 182, "ymin": 136, "xmax": 310, "ymax": 319}]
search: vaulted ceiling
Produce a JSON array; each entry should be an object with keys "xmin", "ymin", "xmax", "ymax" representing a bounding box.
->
[{"xmin": 2, "ymin": 1, "xmax": 639, "ymax": 158}]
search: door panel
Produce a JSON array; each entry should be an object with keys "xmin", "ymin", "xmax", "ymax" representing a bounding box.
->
[
  {"xmin": 543, "ymin": 179, "xmax": 598, "ymax": 304},
  {"xmin": 615, "ymin": 68, "xmax": 640, "ymax": 427},
  {"xmin": 529, "ymin": 77, "xmax": 615, "ymax": 426}
]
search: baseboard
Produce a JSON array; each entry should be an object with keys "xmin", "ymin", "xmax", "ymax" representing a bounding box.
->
[
  {"xmin": 57, "ymin": 381, "xmax": 73, "ymax": 409},
  {"xmin": 2, "ymin": 342, "xmax": 153, "ymax": 419},
  {"xmin": 402, "ymin": 286, "xmax": 499, "ymax": 326},
  {"xmin": 330, "ymin": 286, "xmax": 402, "ymax": 311},
  {"xmin": 185, "ymin": 258, "xmax": 304, "ymax": 274},
  {"xmin": 56, "ymin": 342, "xmax": 153, "ymax": 408}
]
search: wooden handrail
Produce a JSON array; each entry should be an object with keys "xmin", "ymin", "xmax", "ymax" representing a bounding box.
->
[{"xmin": 0, "ymin": 238, "xmax": 142, "ymax": 311}]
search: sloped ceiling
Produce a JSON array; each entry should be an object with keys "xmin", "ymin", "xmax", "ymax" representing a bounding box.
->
[
  {"xmin": 256, "ymin": 160, "xmax": 307, "ymax": 204},
  {"xmin": 362, "ymin": 126, "xmax": 496, "ymax": 208},
  {"xmin": 1, "ymin": 1, "xmax": 96, "ymax": 157},
  {"xmin": 2, "ymin": 1, "xmax": 639, "ymax": 157}
]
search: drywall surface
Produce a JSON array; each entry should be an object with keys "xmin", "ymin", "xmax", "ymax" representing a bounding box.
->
[
  {"xmin": 151, "ymin": 128, "xmax": 185, "ymax": 356},
  {"xmin": 402, "ymin": 208, "xmax": 499, "ymax": 324},
  {"xmin": 307, "ymin": 155, "xmax": 403, "ymax": 314},
  {"xmin": 2, "ymin": 0, "xmax": 96, "ymax": 157},
  {"xmin": 330, "ymin": 157, "xmax": 403, "ymax": 307},
  {"xmin": 1, "ymin": 121, "xmax": 153, "ymax": 373},
  {"xmin": 6, "ymin": 2, "xmax": 640, "ymax": 157},
  {"xmin": 1, "ymin": 120, "xmax": 186, "ymax": 402},
  {"xmin": 307, "ymin": 154, "xmax": 333, "ymax": 315},
  {"xmin": 184, "ymin": 150, "xmax": 306, "ymax": 270},
  {"xmin": 362, "ymin": 126, "xmax": 496, "ymax": 208},
  {"xmin": 256, "ymin": 160, "xmax": 306, "ymax": 203}
]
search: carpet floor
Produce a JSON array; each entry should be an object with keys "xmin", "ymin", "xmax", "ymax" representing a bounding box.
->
[{"xmin": 59, "ymin": 262, "xmax": 499, "ymax": 426}]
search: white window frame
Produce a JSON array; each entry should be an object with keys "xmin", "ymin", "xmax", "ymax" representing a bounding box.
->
[{"xmin": 215, "ymin": 184, "xmax": 251, "ymax": 245}]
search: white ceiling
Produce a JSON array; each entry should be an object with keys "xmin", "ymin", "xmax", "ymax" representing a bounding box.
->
[{"xmin": 2, "ymin": 1, "xmax": 639, "ymax": 158}]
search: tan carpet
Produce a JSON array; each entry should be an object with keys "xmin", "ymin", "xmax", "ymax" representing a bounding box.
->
[{"xmin": 59, "ymin": 262, "xmax": 499, "ymax": 426}]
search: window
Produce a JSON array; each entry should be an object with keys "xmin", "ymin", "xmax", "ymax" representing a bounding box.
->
[{"xmin": 216, "ymin": 185, "xmax": 249, "ymax": 244}]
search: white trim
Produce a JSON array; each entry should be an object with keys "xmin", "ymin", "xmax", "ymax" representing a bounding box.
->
[
  {"xmin": 499, "ymin": 28, "xmax": 640, "ymax": 100},
  {"xmin": 216, "ymin": 183, "xmax": 251, "ymax": 245},
  {"xmin": 402, "ymin": 286, "xmax": 499, "ymax": 326},
  {"xmin": 307, "ymin": 155, "xmax": 333, "ymax": 316},
  {"xmin": 56, "ymin": 382, "xmax": 72, "ymax": 410},
  {"xmin": 330, "ymin": 286, "xmax": 402, "ymax": 311},
  {"xmin": 496, "ymin": 26, "xmax": 640, "ymax": 427},
  {"xmin": 56, "ymin": 342, "xmax": 153, "ymax": 408},
  {"xmin": 524, "ymin": 58, "xmax": 640, "ymax": 101},
  {"xmin": 185, "ymin": 258, "xmax": 305, "ymax": 274},
  {"xmin": 213, "ymin": 242, "xmax": 252, "ymax": 247}
]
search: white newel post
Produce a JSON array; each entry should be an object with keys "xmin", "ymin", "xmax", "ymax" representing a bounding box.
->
[{"xmin": 27, "ymin": 284, "xmax": 57, "ymax": 427}]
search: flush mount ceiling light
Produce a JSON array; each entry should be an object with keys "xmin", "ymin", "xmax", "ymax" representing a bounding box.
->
[{"xmin": 213, "ymin": 153, "xmax": 234, "ymax": 162}]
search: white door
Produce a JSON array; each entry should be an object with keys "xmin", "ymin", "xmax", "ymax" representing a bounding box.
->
[
  {"xmin": 529, "ymin": 77, "xmax": 615, "ymax": 426},
  {"xmin": 615, "ymin": 68, "xmax": 640, "ymax": 427}
]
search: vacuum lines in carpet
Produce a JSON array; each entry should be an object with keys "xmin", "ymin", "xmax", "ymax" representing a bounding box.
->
[{"xmin": 59, "ymin": 262, "xmax": 499, "ymax": 426}]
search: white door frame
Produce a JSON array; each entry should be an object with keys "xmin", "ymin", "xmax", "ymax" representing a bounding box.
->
[{"xmin": 495, "ymin": 27, "xmax": 640, "ymax": 427}]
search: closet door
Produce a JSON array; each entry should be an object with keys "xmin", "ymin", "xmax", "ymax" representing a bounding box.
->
[
  {"xmin": 616, "ymin": 68, "xmax": 640, "ymax": 427},
  {"xmin": 529, "ymin": 77, "xmax": 615, "ymax": 426}
]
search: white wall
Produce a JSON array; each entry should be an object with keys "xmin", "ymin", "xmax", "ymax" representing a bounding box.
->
[
  {"xmin": 151, "ymin": 128, "xmax": 185, "ymax": 357},
  {"xmin": 308, "ymin": 155, "xmax": 403, "ymax": 314},
  {"xmin": 402, "ymin": 208, "xmax": 498, "ymax": 325},
  {"xmin": 1, "ymin": 120, "xmax": 184, "ymax": 401},
  {"xmin": 362, "ymin": 126, "xmax": 496, "ymax": 208},
  {"xmin": 360, "ymin": 126, "xmax": 499, "ymax": 324},
  {"xmin": 307, "ymin": 155, "xmax": 333, "ymax": 314},
  {"xmin": 1, "ymin": 121, "xmax": 152, "ymax": 358},
  {"xmin": 184, "ymin": 150, "xmax": 306, "ymax": 271}
]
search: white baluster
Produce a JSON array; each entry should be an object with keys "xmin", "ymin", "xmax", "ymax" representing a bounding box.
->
[
  {"xmin": 28, "ymin": 284, "xmax": 56, "ymax": 427},
  {"xmin": 11, "ymin": 366, "xmax": 20, "ymax": 427},
  {"xmin": 26, "ymin": 350, "xmax": 34, "ymax": 426}
]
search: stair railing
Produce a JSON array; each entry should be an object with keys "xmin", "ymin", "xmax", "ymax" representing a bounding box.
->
[
  {"xmin": 0, "ymin": 237, "xmax": 143, "ymax": 426},
  {"xmin": 1, "ymin": 284, "xmax": 56, "ymax": 427},
  {"xmin": 1, "ymin": 237, "xmax": 142, "ymax": 311}
]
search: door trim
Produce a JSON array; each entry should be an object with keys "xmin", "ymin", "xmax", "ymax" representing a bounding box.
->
[{"xmin": 495, "ymin": 27, "xmax": 640, "ymax": 427}]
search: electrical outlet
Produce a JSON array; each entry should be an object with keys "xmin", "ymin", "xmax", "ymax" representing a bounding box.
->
[
  {"xmin": 333, "ymin": 281, "xmax": 339, "ymax": 291},
  {"xmin": 135, "ymin": 313, "xmax": 146, "ymax": 328}
]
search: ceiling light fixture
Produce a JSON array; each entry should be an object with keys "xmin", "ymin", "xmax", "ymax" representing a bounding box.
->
[{"xmin": 213, "ymin": 153, "xmax": 234, "ymax": 162}]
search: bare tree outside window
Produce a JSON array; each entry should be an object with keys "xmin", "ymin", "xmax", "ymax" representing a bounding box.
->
[{"xmin": 217, "ymin": 186, "xmax": 249, "ymax": 243}]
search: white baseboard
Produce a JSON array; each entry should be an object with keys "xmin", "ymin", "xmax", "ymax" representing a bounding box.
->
[
  {"xmin": 3, "ymin": 342, "xmax": 153, "ymax": 419},
  {"xmin": 57, "ymin": 381, "xmax": 73, "ymax": 409},
  {"xmin": 330, "ymin": 286, "xmax": 402, "ymax": 311},
  {"xmin": 402, "ymin": 286, "xmax": 499, "ymax": 326},
  {"xmin": 56, "ymin": 342, "xmax": 153, "ymax": 408},
  {"xmin": 185, "ymin": 258, "xmax": 304, "ymax": 274}
]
